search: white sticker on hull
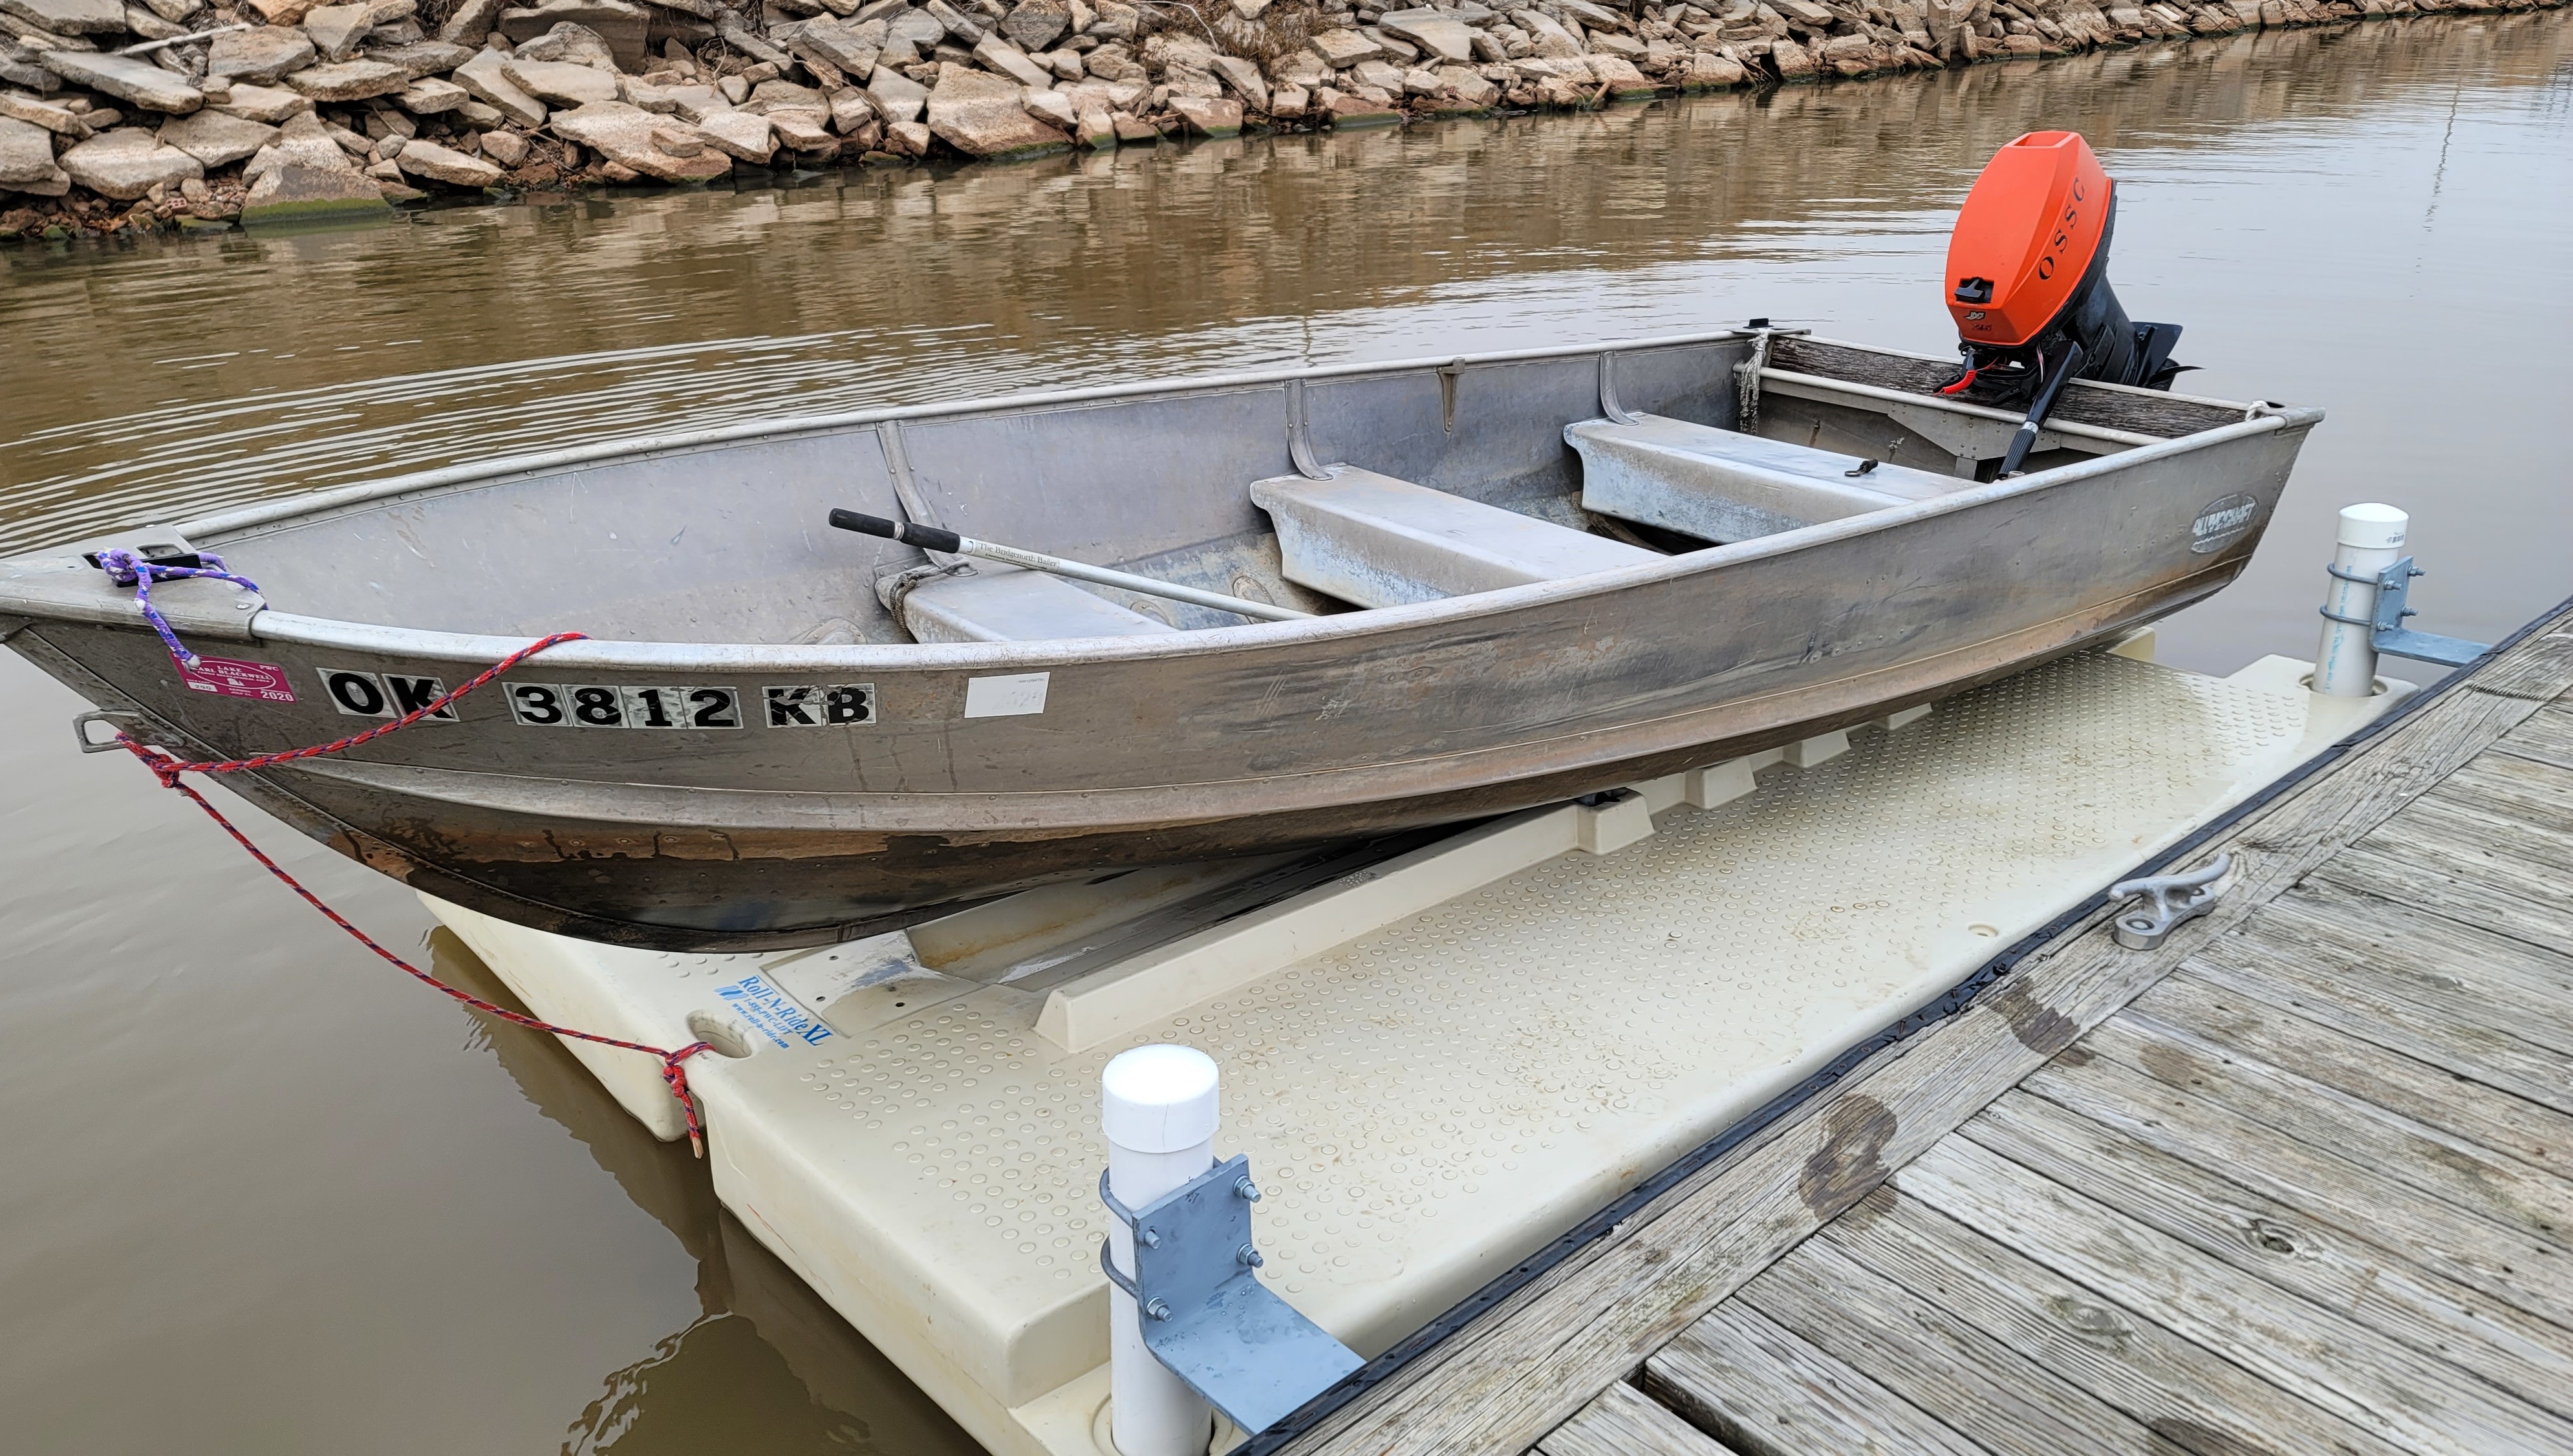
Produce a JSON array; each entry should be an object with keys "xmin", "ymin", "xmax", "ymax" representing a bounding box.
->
[{"xmin": 963, "ymin": 672, "xmax": 1049, "ymax": 718}]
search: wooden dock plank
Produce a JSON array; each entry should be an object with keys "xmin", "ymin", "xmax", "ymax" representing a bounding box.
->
[
  {"xmin": 2191, "ymin": 932, "xmax": 2573, "ymax": 1118},
  {"xmin": 2425, "ymin": 751, "xmax": 2573, "ymax": 840},
  {"xmin": 1822, "ymin": 1189, "xmax": 2407, "ymax": 1456},
  {"xmin": 1966, "ymin": 1088, "xmax": 2573, "ymax": 1422},
  {"xmin": 2396, "ymin": 791, "xmax": 2573, "ymax": 888},
  {"xmin": 2245, "ymin": 883, "xmax": 2573, "ymax": 1062},
  {"xmin": 1898, "ymin": 1137, "xmax": 2573, "ymax": 1455},
  {"xmin": 1639, "ymin": 1302, "xmax": 1990, "ymax": 1456},
  {"xmin": 1741, "ymin": 1236, "xmax": 2186, "ymax": 1454},
  {"xmin": 2020, "ymin": 1051, "xmax": 2573, "ymax": 1331},
  {"xmin": 2132, "ymin": 972, "xmax": 2573, "ymax": 1182},
  {"xmin": 1529, "ymin": 1382, "xmax": 1730, "ymax": 1456},
  {"xmin": 2077, "ymin": 1014, "xmax": 2573, "ymax": 1248},
  {"xmin": 2320, "ymin": 841, "xmax": 2573, "ymax": 958},
  {"xmin": 1276, "ymin": 614, "xmax": 2573, "ymax": 1456},
  {"xmin": 2492, "ymin": 700, "xmax": 2573, "ymax": 765}
]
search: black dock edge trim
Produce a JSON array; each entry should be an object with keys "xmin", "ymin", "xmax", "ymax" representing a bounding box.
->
[{"xmin": 1239, "ymin": 594, "xmax": 2573, "ymax": 1455}]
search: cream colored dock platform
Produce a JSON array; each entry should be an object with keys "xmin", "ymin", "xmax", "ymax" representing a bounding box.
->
[
  {"xmin": 432, "ymin": 640, "xmax": 2406, "ymax": 1456},
  {"xmin": 1274, "ymin": 598, "xmax": 2573, "ymax": 1456}
]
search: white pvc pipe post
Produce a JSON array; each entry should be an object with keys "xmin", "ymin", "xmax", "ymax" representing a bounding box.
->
[
  {"xmin": 2314, "ymin": 502, "xmax": 2409, "ymax": 698},
  {"xmin": 1103, "ymin": 1045, "xmax": 1220, "ymax": 1456}
]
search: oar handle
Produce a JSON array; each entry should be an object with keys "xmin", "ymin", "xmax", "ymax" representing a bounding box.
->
[{"xmin": 830, "ymin": 509, "xmax": 962, "ymax": 555}]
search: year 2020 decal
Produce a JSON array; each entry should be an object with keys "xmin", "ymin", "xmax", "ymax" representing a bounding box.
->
[{"xmin": 505, "ymin": 683, "xmax": 748, "ymax": 729}]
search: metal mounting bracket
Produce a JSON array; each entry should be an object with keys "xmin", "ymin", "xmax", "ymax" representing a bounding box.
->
[
  {"xmin": 1598, "ymin": 352, "xmax": 1640, "ymax": 425},
  {"xmin": 1096, "ymin": 1155, "xmax": 1362, "ymax": 1434},
  {"xmin": 2321, "ymin": 556, "xmax": 2490, "ymax": 668},
  {"xmin": 2107, "ymin": 854, "xmax": 2231, "ymax": 950},
  {"xmin": 1284, "ymin": 380, "xmax": 1335, "ymax": 481}
]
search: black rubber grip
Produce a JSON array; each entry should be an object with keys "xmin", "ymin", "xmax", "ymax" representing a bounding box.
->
[{"xmin": 830, "ymin": 509, "xmax": 962, "ymax": 555}]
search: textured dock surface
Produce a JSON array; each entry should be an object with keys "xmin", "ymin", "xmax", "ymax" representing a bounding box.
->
[{"xmin": 1275, "ymin": 597, "xmax": 2573, "ymax": 1456}]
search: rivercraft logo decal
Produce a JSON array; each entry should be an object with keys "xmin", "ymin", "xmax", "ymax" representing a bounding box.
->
[
  {"xmin": 321, "ymin": 667, "xmax": 455, "ymax": 721},
  {"xmin": 2189, "ymin": 493, "xmax": 2261, "ymax": 554},
  {"xmin": 712, "ymin": 972, "xmax": 835, "ymax": 1049}
]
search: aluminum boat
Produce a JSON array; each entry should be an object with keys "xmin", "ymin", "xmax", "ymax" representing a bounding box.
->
[{"xmin": 0, "ymin": 330, "xmax": 2316, "ymax": 950}]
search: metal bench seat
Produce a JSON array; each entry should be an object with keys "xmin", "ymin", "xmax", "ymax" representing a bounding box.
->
[
  {"xmin": 898, "ymin": 564, "xmax": 1178, "ymax": 643},
  {"xmin": 1567, "ymin": 413, "xmax": 1965, "ymax": 544},
  {"xmin": 1251, "ymin": 467, "xmax": 1659, "ymax": 608}
]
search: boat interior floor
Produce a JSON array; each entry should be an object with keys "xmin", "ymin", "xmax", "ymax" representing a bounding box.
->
[{"xmin": 894, "ymin": 416, "xmax": 1981, "ymax": 644}]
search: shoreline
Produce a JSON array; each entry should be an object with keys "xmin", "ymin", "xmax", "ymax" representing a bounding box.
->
[{"xmin": 0, "ymin": 0, "xmax": 2562, "ymax": 241}]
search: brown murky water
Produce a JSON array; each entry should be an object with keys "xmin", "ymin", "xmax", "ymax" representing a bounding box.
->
[{"xmin": 3, "ymin": 14, "xmax": 2567, "ymax": 1452}]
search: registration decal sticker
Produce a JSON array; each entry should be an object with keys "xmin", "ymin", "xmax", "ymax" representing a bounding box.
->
[
  {"xmin": 180, "ymin": 657, "xmax": 297, "ymax": 703},
  {"xmin": 505, "ymin": 683, "xmax": 744, "ymax": 729},
  {"xmin": 764, "ymin": 684, "xmax": 875, "ymax": 727},
  {"xmin": 319, "ymin": 667, "xmax": 455, "ymax": 721}
]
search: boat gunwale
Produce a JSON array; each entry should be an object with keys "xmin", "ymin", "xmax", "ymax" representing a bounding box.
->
[
  {"xmin": 166, "ymin": 330, "xmax": 2264, "ymax": 544},
  {"xmin": 225, "ymin": 405, "xmax": 2316, "ymax": 673}
]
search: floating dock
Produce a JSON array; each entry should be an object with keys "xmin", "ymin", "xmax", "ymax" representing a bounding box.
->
[
  {"xmin": 433, "ymin": 627, "xmax": 2438, "ymax": 1456},
  {"xmin": 1270, "ymin": 596, "xmax": 2573, "ymax": 1456}
]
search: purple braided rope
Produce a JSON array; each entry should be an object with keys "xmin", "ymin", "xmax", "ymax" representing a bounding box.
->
[{"xmin": 94, "ymin": 546, "xmax": 263, "ymax": 672}]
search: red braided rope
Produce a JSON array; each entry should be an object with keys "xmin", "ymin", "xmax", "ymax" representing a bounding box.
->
[{"xmin": 118, "ymin": 630, "xmax": 717, "ymax": 1155}]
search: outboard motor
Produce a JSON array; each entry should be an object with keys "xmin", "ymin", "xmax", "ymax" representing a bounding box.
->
[{"xmin": 1942, "ymin": 131, "xmax": 2187, "ymax": 476}]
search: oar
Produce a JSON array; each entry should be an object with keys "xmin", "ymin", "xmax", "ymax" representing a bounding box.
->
[{"xmin": 828, "ymin": 510, "xmax": 1315, "ymax": 624}]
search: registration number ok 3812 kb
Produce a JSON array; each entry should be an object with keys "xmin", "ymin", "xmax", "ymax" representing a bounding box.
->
[{"xmin": 503, "ymin": 683, "xmax": 876, "ymax": 729}]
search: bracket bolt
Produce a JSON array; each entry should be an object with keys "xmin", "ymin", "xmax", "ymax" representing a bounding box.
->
[
  {"xmin": 1234, "ymin": 1175, "xmax": 1262, "ymax": 1202},
  {"xmin": 1144, "ymin": 1297, "xmax": 1172, "ymax": 1321},
  {"xmin": 1139, "ymin": 1226, "xmax": 1161, "ymax": 1248},
  {"xmin": 1237, "ymin": 1243, "xmax": 1264, "ymax": 1268}
]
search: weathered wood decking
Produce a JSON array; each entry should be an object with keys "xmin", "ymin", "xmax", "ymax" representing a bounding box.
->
[{"xmin": 1273, "ymin": 598, "xmax": 2573, "ymax": 1456}]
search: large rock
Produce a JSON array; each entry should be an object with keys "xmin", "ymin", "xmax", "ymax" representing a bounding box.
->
[
  {"xmin": 1203, "ymin": 51, "xmax": 1265, "ymax": 109},
  {"xmin": 1679, "ymin": 48, "xmax": 1746, "ymax": 86},
  {"xmin": 924, "ymin": 62, "xmax": 1064, "ymax": 157},
  {"xmin": 0, "ymin": 112, "xmax": 62, "ymax": 184},
  {"xmin": 548, "ymin": 99, "xmax": 730, "ymax": 178},
  {"xmin": 364, "ymin": 38, "xmax": 472, "ymax": 77},
  {"xmin": 509, "ymin": 18, "xmax": 614, "ymax": 63},
  {"xmin": 436, "ymin": 0, "xmax": 504, "ymax": 40},
  {"xmin": 396, "ymin": 136, "xmax": 501, "ymax": 183},
  {"xmin": 503, "ymin": 56, "xmax": 617, "ymax": 104},
  {"xmin": 1375, "ymin": 8, "xmax": 1476, "ymax": 60},
  {"xmin": 497, "ymin": 0, "xmax": 647, "ymax": 69},
  {"xmin": 242, "ymin": 160, "xmax": 390, "ymax": 223},
  {"xmin": 211, "ymin": 81, "xmax": 312, "ymax": 120},
  {"xmin": 0, "ymin": 0, "xmax": 125, "ymax": 35},
  {"xmin": 38, "ymin": 52, "xmax": 205, "ymax": 113},
  {"xmin": 863, "ymin": 61, "xmax": 925, "ymax": 122},
  {"xmin": 1000, "ymin": 0, "xmax": 1066, "ymax": 48},
  {"xmin": 0, "ymin": 90, "xmax": 89, "ymax": 135},
  {"xmin": 285, "ymin": 58, "xmax": 411, "ymax": 99},
  {"xmin": 301, "ymin": 1, "xmax": 376, "ymax": 58},
  {"xmin": 691, "ymin": 107, "xmax": 771, "ymax": 160},
  {"xmin": 971, "ymin": 32, "xmax": 1051, "ymax": 87},
  {"xmin": 156, "ymin": 107, "xmax": 279, "ymax": 164},
  {"xmin": 1584, "ymin": 50, "xmax": 1653, "ymax": 94},
  {"xmin": 1167, "ymin": 93, "xmax": 1238, "ymax": 136},
  {"xmin": 1306, "ymin": 27, "xmax": 1383, "ymax": 65},
  {"xmin": 778, "ymin": 15, "xmax": 881, "ymax": 74},
  {"xmin": 453, "ymin": 45, "xmax": 548, "ymax": 123},
  {"xmin": 59, "ymin": 126, "xmax": 202, "ymax": 197},
  {"xmin": 1316, "ymin": 85, "xmax": 1398, "ymax": 125},
  {"xmin": 1527, "ymin": 10, "xmax": 1589, "ymax": 56},
  {"xmin": 209, "ymin": 25, "xmax": 318, "ymax": 82},
  {"xmin": 1768, "ymin": 34, "xmax": 1815, "ymax": 76},
  {"xmin": 1434, "ymin": 63, "xmax": 1497, "ymax": 104}
]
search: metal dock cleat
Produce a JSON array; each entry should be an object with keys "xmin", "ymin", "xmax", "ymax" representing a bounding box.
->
[{"xmin": 2107, "ymin": 854, "xmax": 2232, "ymax": 950}]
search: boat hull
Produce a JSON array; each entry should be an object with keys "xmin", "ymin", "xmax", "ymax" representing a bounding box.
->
[{"xmin": 0, "ymin": 336, "xmax": 2314, "ymax": 950}]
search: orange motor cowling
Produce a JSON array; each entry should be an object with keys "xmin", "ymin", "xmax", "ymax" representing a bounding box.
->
[
  {"xmin": 1946, "ymin": 131, "xmax": 2112, "ymax": 349},
  {"xmin": 1939, "ymin": 131, "xmax": 2186, "ymax": 476}
]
